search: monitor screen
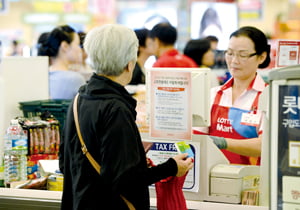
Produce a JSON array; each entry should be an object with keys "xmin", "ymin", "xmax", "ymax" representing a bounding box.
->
[{"xmin": 190, "ymin": 2, "xmax": 238, "ymax": 50}]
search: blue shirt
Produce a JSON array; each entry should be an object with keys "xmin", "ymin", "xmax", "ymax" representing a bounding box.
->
[{"xmin": 49, "ymin": 70, "xmax": 86, "ymax": 99}]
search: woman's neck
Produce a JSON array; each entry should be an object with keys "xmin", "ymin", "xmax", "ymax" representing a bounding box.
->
[
  {"xmin": 233, "ymin": 79, "xmax": 250, "ymax": 91},
  {"xmin": 99, "ymin": 73, "xmax": 128, "ymax": 87},
  {"xmin": 232, "ymin": 74, "xmax": 256, "ymax": 103},
  {"xmin": 49, "ymin": 58, "xmax": 69, "ymax": 71}
]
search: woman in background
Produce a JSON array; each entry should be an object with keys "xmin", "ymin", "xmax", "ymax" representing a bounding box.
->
[
  {"xmin": 129, "ymin": 28, "xmax": 154, "ymax": 85},
  {"xmin": 194, "ymin": 26, "xmax": 271, "ymax": 165},
  {"xmin": 183, "ymin": 38, "xmax": 219, "ymax": 87},
  {"xmin": 38, "ymin": 25, "xmax": 86, "ymax": 99},
  {"xmin": 183, "ymin": 38, "xmax": 215, "ymax": 68}
]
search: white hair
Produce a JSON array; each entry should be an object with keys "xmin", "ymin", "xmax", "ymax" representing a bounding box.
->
[{"xmin": 84, "ymin": 24, "xmax": 138, "ymax": 76}]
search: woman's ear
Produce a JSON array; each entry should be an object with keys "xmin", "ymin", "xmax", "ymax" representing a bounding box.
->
[
  {"xmin": 259, "ymin": 51, "xmax": 267, "ymax": 65},
  {"xmin": 60, "ymin": 41, "xmax": 69, "ymax": 53},
  {"xmin": 127, "ymin": 60, "xmax": 136, "ymax": 73}
]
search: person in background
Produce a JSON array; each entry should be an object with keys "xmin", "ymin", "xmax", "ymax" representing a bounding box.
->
[
  {"xmin": 183, "ymin": 38, "xmax": 215, "ymax": 68},
  {"xmin": 59, "ymin": 24, "xmax": 193, "ymax": 210},
  {"xmin": 194, "ymin": 26, "xmax": 271, "ymax": 165},
  {"xmin": 205, "ymin": 35, "xmax": 219, "ymax": 50},
  {"xmin": 6, "ymin": 40, "xmax": 22, "ymax": 56},
  {"xmin": 205, "ymin": 35, "xmax": 227, "ymax": 69},
  {"xmin": 38, "ymin": 25, "xmax": 86, "ymax": 100},
  {"xmin": 149, "ymin": 22, "xmax": 197, "ymax": 68},
  {"xmin": 183, "ymin": 38, "xmax": 219, "ymax": 87},
  {"xmin": 129, "ymin": 28, "xmax": 153, "ymax": 85},
  {"xmin": 76, "ymin": 31, "xmax": 94, "ymax": 82}
]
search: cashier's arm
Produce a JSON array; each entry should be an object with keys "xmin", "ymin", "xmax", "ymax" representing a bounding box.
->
[{"xmin": 226, "ymin": 135, "xmax": 261, "ymax": 157}]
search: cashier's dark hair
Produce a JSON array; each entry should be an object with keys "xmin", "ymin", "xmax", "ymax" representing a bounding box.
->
[
  {"xmin": 38, "ymin": 25, "xmax": 76, "ymax": 57},
  {"xmin": 230, "ymin": 26, "xmax": 271, "ymax": 68}
]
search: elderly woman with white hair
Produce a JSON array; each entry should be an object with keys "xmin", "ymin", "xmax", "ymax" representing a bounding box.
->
[{"xmin": 59, "ymin": 24, "xmax": 193, "ymax": 210}]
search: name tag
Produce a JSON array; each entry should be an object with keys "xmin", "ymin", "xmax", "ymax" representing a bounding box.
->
[{"xmin": 241, "ymin": 112, "xmax": 261, "ymax": 126}]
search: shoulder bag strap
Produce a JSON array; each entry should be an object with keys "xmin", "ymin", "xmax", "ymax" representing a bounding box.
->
[
  {"xmin": 73, "ymin": 93, "xmax": 101, "ymax": 174},
  {"xmin": 72, "ymin": 93, "xmax": 136, "ymax": 210}
]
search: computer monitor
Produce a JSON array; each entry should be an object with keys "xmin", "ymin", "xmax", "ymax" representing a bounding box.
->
[{"xmin": 190, "ymin": 68, "xmax": 211, "ymax": 127}]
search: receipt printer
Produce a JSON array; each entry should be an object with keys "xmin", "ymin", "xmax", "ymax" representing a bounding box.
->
[{"xmin": 210, "ymin": 164, "xmax": 260, "ymax": 204}]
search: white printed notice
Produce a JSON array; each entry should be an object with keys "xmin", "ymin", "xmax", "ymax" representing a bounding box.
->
[
  {"xmin": 276, "ymin": 40, "xmax": 300, "ymax": 67},
  {"xmin": 149, "ymin": 69, "xmax": 192, "ymax": 140}
]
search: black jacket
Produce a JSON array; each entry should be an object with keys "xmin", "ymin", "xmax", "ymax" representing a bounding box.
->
[{"xmin": 59, "ymin": 73, "xmax": 177, "ymax": 210}]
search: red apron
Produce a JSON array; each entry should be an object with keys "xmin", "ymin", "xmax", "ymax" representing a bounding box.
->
[{"xmin": 209, "ymin": 89, "xmax": 262, "ymax": 165}]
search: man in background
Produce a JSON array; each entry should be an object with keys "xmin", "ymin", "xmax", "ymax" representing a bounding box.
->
[{"xmin": 149, "ymin": 23, "xmax": 197, "ymax": 68}]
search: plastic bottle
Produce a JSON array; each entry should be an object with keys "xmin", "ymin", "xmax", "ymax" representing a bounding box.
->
[{"xmin": 4, "ymin": 119, "xmax": 28, "ymax": 186}]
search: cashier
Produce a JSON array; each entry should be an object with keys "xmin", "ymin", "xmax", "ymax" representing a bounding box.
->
[{"xmin": 194, "ymin": 26, "xmax": 271, "ymax": 165}]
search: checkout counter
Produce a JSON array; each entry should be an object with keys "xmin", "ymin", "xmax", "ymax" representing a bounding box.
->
[
  {"xmin": 0, "ymin": 188, "xmax": 268, "ymax": 210},
  {"xmin": 0, "ymin": 135, "xmax": 268, "ymax": 210},
  {"xmin": 0, "ymin": 134, "xmax": 269, "ymax": 210}
]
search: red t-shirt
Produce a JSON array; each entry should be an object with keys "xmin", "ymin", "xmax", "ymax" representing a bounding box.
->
[{"xmin": 153, "ymin": 49, "xmax": 197, "ymax": 68}]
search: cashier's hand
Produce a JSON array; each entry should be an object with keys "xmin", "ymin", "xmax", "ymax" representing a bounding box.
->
[
  {"xmin": 172, "ymin": 153, "xmax": 194, "ymax": 177},
  {"xmin": 209, "ymin": 135, "xmax": 227, "ymax": 149}
]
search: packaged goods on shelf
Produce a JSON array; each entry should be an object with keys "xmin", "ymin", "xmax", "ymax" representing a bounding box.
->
[
  {"xmin": 27, "ymin": 154, "xmax": 58, "ymax": 179},
  {"xmin": 21, "ymin": 118, "xmax": 60, "ymax": 156},
  {"xmin": 47, "ymin": 173, "xmax": 63, "ymax": 191},
  {"xmin": 20, "ymin": 119, "xmax": 60, "ymax": 180},
  {"xmin": 19, "ymin": 99, "xmax": 71, "ymax": 132},
  {"xmin": 38, "ymin": 159, "xmax": 59, "ymax": 177},
  {"xmin": 10, "ymin": 176, "xmax": 48, "ymax": 190}
]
